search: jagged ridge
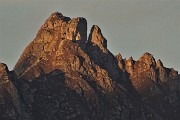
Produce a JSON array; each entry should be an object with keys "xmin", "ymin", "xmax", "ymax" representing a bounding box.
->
[{"xmin": 0, "ymin": 12, "xmax": 179, "ymax": 120}]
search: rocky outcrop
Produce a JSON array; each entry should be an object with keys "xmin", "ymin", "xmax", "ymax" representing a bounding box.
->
[
  {"xmin": 13, "ymin": 12, "xmax": 87, "ymax": 79},
  {"xmin": 117, "ymin": 52, "xmax": 180, "ymax": 119},
  {"xmin": 41, "ymin": 12, "xmax": 87, "ymax": 44},
  {"xmin": 124, "ymin": 56, "xmax": 134, "ymax": 75},
  {"xmin": 1, "ymin": 12, "xmax": 179, "ymax": 120},
  {"xmin": 88, "ymin": 25, "xmax": 107, "ymax": 52},
  {"xmin": 0, "ymin": 63, "xmax": 30, "ymax": 120},
  {"xmin": 12, "ymin": 12, "xmax": 159, "ymax": 120}
]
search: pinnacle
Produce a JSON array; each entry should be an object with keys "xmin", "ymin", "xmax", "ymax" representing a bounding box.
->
[
  {"xmin": 92, "ymin": 25, "xmax": 101, "ymax": 31},
  {"xmin": 49, "ymin": 12, "xmax": 63, "ymax": 19},
  {"xmin": 138, "ymin": 52, "xmax": 156, "ymax": 67},
  {"xmin": 1, "ymin": 12, "xmax": 180, "ymax": 120},
  {"xmin": 90, "ymin": 25, "xmax": 103, "ymax": 38},
  {"xmin": 116, "ymin": 53, "xmax": 123, "ymax": 60},
  {"xmin": 0, "ymin": 63, "xmax": 9, "ymax": 79},
  {"xmin": 88, "ymin": 25, "xmax": 107, "ymax": 50},
  {"xmin": 0, "ymin": 63, "xmax": 9, "ymax": 72},
  {"xmin": 156, "ymin": 59, "xmax": 163, "ymax": 67},
  {"xmin": 142, "ymin": 52, "xmax": 153, "ymax": 57},
  {"xmin": 128, "ymin": 56, "xmax": 133, "ymax": 61}
]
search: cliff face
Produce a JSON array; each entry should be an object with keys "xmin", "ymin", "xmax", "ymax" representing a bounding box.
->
[
  {"xmin": 1, "ymin": 12, "xmax": 179, "ymax": 120},
  {"xmin": 0, "ymin": 63, "xmax": 29, "ymax": 120},
  {"xmin": 121, "ymin": 52, "xmax": 180, "ymax": 119}
]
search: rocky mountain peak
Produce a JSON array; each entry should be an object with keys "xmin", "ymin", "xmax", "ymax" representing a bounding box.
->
[
  {"xmin": 124, "ymin": 57, "xmax": 134, "ymax": 75},
  {"xmin": 88, "ymin": 25, "xmax": 107, "ymax": 51},
  {"xmin": 39, "ymin": 12, "xmax": 87, "ymax": 47},
  {"xmin": 128, "ymin": 56, "xmax": 133, "ymax": 61},
  {"xmin": 0, "ymin": 63, "xmax": 8, "ymax": 72},
  {"xmin": 156, "ymin": 59, "xmax": 164, "ymax": 68},
  {"xmin": 0, "ymin": 63, "xmax": 26, "ymax": 120},
  {"xmin": 14, "ymin": 13, "xmax": 88, "ymax": 78},
  {"xmin": 116, "ymin": 53, "xmax": 124, "ymax": 70},
  {"xmin": 49, "ymin": 12, "xmax": 63, "ymax": 19},
  {"xmin": 41, "ymin": 12, "xmax": 68, "ymax": 30},
  {"xmin": 1, "ymin": 12, "xmax": 180, "ymax": 120},
  {"xmin": 116, "ymin": 53, "xmax": 123, "ymax": 60},
  {"xmin": 139, "ymin": 52, "xmax": 156, "ymax": 67},
  {"xmin": 0, "ymin": 63, "xmax": 9, "ymax": 80}
]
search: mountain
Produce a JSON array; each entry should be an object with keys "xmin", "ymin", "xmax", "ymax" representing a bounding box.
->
[{"xmin": 0, "ymin": 12, "xmax": 179, "ymax": 120}]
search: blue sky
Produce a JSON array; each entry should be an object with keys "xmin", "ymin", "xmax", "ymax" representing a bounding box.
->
[{"xmin": 0, "ymin": 0, "xmax": 179, "ymax": 71}]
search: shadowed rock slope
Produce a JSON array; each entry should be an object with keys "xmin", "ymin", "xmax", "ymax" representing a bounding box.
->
[{"xmin": 1, "ymin": 12, "xmax": 179, "ymax": 120}]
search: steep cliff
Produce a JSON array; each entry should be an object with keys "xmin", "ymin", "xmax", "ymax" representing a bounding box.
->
[{"xmin": 1, "ymin": 12, "xmax": 179, "ymax": 120}]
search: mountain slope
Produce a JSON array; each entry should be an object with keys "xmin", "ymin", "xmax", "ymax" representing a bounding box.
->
[{"xmin": 1, "ymin": 12, "xmax": 179, "ymax": 120}]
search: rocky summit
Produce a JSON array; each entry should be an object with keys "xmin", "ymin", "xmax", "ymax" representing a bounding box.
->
[{"xmin": 1, "ymin": 12, "xmax": 180, "ymax": 120}]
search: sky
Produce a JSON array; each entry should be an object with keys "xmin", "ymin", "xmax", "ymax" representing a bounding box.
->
[{"xmin": 0, "ymin": 0, "xmax": 180, "ymax": 72}]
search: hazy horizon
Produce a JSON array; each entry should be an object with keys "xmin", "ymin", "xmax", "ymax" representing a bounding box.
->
[{"xmin": 0, "ymin": 0, "xmax": 179, "ymax": 72}]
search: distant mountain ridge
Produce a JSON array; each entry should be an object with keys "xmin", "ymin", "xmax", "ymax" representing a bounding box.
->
[{"xmin": 0, "ymin": 12, "xmax": 179, "ymax": 120}]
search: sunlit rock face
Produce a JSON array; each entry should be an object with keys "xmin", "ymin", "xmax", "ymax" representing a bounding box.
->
[
  {"xmin": 119, "ymin": 52, "xmax": 180, "ymax": 119},
  {"xmin": 1, "ymin": 12, "xmax": 179, "ymax": 120}
]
